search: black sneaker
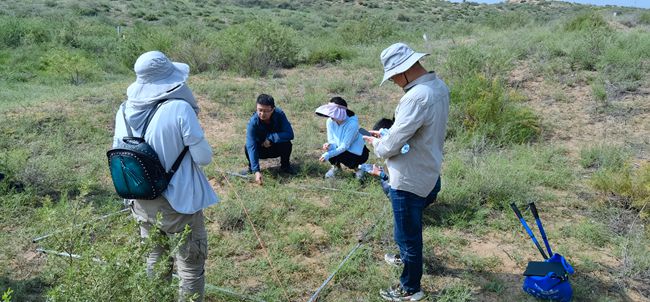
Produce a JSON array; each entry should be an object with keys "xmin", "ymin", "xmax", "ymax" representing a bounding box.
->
[
  {"xmin": 280, "ymin": 165, "xmax": 297, "ymax": 175},
  {"xmin": 379, "ymin": 284, "xmax": 425, "ymax": 301}
]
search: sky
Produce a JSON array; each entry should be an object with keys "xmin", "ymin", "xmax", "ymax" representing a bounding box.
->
[{"xmin": 446, "ymin": 0, "xmax": 650, "ymax": 9}]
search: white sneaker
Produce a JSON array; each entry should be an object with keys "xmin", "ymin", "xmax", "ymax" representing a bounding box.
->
[
  {"xmin": 355, "ymin": 169, "xmax": 365, "ymax": 180},
  {"xmin": 384, "ymin": 253, "xmax": 403, "ymax": 267},
  {"xmin": 325, "ymin": 166, "xmax": 339, "ymax": 179},
  {"xmin": 380, "ymin": 284, "xmax": 425, "ymax": 301}
]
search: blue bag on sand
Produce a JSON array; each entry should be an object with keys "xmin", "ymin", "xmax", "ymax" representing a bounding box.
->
[
  {"xmin": 511, "ymin": 202, "xmax": 575, "ymax": 302},
  {"xmin": 523, "ymin": 253, "xmax": 575, "ymax": 302}
]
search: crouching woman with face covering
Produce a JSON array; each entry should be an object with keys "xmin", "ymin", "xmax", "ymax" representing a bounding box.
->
[
  {"xmin": 315, "ymin": 97, "xmax": 369, "ymax": 180},
  {"xmin": 112, "ymin": 51, "xmax": 218, "ymax": 302}
]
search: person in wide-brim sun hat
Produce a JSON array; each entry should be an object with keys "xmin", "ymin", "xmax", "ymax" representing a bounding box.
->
[
  {"xmin": 127, "ymin": 50, "xmax": 190, "ymax": 101},
  {"xmin": 379, "ymin": 42, "xmax": 429, "ymax": 86}
]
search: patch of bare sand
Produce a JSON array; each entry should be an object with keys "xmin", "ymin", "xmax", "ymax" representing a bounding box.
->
[{"xmin": 509, "ymin": 62, "xmax": 650, "ymax": 161}]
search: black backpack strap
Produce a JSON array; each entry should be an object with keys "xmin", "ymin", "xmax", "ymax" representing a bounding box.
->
[
  {"xmin": 141, "ymin": 99, "xmax": 168, "ymax": 137},
  {"xmin": 168, "ymin": 146, "xmax": 189, "ymax": 177},
  {"xmin": 125, "ymin": 98, "xmax": 188, "ymax": 178}
]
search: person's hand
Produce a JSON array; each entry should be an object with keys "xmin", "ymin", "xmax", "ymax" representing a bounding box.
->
[
  {"xmin": 370, "ymin": 164, "xmax": 383, "ymax": 176},
  {"xmin": 369, "ymin": 130, "xmax": 382, "ymax": 138},
  {"xmin": 254, "ymin": 171, "xmax": 263, "ymax": 185},
  {"xmin": 363, "ymin": 135, "xmax": 375, "ymax": 144},
  {"xmin": 319, "ymin": 154, "xmax": 326, "ymax": 162},
  {"xmin": 262, "ymin": 140, "xmax": 272, "ymax": 148},
  {"xmin": 322, "ymin": 143, "xmax": 330, "ymax": 151}
]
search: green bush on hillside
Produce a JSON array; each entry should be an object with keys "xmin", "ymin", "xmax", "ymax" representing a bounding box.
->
[
  {"xmin": 336, "ymin": 17, "xmax": 393, "ymax": 45},
  {"xmin": 564, "ymin": 12, "xmax": 610, "ymax": 32},
  {"xmin": 590, "ymin": 163, "xmax": 650, "ymax": 217},
  {"xmin": 483, "ymin": 11, "xmax": 531, "ymax": 30},
  {"xmin": 115, "ymin": 24, "xmax": 177, "ymax": 71},
  {"xmin": 599, "ymin": 31, "xmax": 650, "ymax": 92},
  {"xmin": 443, "ymin": 44, "xmax": 512, "ymax": 83},
  {"xmin": 0, "ymin": 16, "xmax": 51, "ymax": 48},
  {"xmin": 40, "ymin": 48, "xmax": 100, "ymax": 85},
  {"xmin": 214, "ymin": 19, "xmax": 298, "ymax": 76},
  {"xmin": 303, "ymin": 42, "xmax": 355, "ymax": 65},
  {"xmin": 639, "ymin": 11, "xmax": 650, "ymax": 25},
  {"xmin": 568, "ymin": 30, "xmax": 609, "ymax": 71},
  {"xmin": 448, "ymin": 74, "xmax": 540, "ymax": 146}
]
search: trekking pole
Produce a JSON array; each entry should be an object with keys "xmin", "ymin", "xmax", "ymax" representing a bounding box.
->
[
  {"xmin": 291, "ymin": 184, "xmax": 370, "ymax": 196},
  {"xmin": 308, "ymin": 198, "xmax": 390, "ymax": 302},
  {"xmin": 529, "ymin": 202, "xmax": 553, "ymax": 257},
  {"xmin": 219, "ymin": 172, "xmax": 292, "ymax": 302},
  {"xmin": 510, "ymin": 203, "xmax": 548, "ymax": 259}
]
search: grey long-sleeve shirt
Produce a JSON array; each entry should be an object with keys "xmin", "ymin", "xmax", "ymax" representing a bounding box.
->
[{"xmin": 371, "ymin": 72, "xmax": 449, "ymax": 197}]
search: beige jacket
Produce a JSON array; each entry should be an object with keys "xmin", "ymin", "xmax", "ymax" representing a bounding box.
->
[{"xmin": 372, "ymin": 72, "xmax": 449, "ymax": 197}]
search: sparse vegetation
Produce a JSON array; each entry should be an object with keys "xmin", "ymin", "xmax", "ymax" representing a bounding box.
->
[{"xmin": 1, "ymin": 0, "xmax": 649, "ymax": 301}]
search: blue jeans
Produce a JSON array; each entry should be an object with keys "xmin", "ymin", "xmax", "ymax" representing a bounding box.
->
[{"xmin": 389, "ymin": 177, "xmax": 441, "ymax": 293}]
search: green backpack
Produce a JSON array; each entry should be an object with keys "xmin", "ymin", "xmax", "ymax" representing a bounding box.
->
[{"xmin": 107, "ymin": 100, "xmax": 188, "ymax": 200}]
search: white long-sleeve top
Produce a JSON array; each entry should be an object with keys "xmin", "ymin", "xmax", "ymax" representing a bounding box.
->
[
  {"xmin": 371, "ymin": 72, "xmax": 450, "ymax": 197},
  {"xmin": 322, "ymin": 115, "xmax": 365, "ymax": 160},
  {"xmin": 113, "ymin": 99, "xmax": 219, "ymax": 214}
]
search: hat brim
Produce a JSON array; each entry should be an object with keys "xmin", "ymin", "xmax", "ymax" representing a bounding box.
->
[
  {"xmin": 127, "ymin": 62, "xmax": 190, "ymax": 100},
  {"xmin": 380, "ymin": 52, "xmax": 428, "ymax": 86},
  {"xmin": 315, "ymin": 103, "xmax": 348, "ymax": 121}
]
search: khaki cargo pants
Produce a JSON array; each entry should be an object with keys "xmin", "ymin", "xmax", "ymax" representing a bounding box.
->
[{"xmin": 130, "ymin": 197, "xmax": 208, "ymax": 302}]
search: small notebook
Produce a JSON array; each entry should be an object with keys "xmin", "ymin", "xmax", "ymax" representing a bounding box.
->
[{"xmin": 523, "ymin": 261, "xmax": 567, "ymax": 277}]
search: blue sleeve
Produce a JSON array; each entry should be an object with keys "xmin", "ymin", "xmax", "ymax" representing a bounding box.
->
[
  {"xmin": 322, "ymin": 118, "xmax": 358, "ymax": 161},
  {"xmin": 245, "ymin": 117, "xmax": 261, "ymax": 172},
  {"xmin": 267, "ymin": 110, "xmax": 294, "ymax": 143}
]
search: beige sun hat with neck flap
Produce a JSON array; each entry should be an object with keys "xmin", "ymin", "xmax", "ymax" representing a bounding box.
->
[
  {"xmin": 380, "ymin": 42, "xmax": 429, "ymax": 85},
  {"xmin": 127, "ymin": 51, "xmax": 190, "ymax": 100}
]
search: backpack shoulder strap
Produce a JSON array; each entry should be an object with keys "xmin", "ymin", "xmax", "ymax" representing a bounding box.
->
[
  {"xmin": 168, "ymin": 146, "xmax": 189, "ymax": 177},
  {"xmin": 141, "ymin": 99, "xmax": 168, "ymax": 138},
  {"xmin": 121, "ymin": 102, "xmax": 134, "ymax": 137}
]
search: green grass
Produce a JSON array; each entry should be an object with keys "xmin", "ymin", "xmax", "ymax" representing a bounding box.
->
[{"xmin": 0, "ymin": 0, "xmax": 649, "ymax": 301}]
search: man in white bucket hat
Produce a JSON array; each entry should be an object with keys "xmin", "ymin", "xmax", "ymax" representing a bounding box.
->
[
  {"xmin": 363, "ymin": 43, "xmax": 450, "ymax": 301},
  {"xmin": 112, "ymin": 51, "xmax": 218, "ymax": 301}
]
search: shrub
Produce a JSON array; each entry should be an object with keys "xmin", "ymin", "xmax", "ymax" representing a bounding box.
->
[
  {"xmin": 42, "ymin": 199, "xmax": 181, "ymax": 301},
  {"xmin": 304, "ymin": 44, "xmax": 355, "ymax": 65},
  {"xmin": 564, "ymin": 12, "xmax": 611, "ymax": 32},
  {"xmin": 599, "ymin": 31, "xmax": 650, "ymax": 92},
  {"xmin": 568, "ymin": 30, "xmax": 609, "ymax": 71},
  {"xmin": 0, "ymin": 16, "xmax": 52, "ymax": 48},
  {"xmin": 39, "ymin": 48, "xmax": 100, "ymax": 85},
  {"xmin": 590, "ymin": 163, "xmax": 650, "ymax": 216},
  {"xmin": 114, "ymin": 24, "xmax": 177, "ymax": 71},
  {"xmin": 214, "ymin": 19, "xmax": 298, "ymax": 76},
  {"xmin": 591, "ymin": 79, "xmax": 608, "ymax": 104},
  {"xmin": 442, "ymin": 146, "xmax": 572, "ymax": 213},
  {"xmin": 336, "ymin": 17, "xmax": 393, "ymax": 45},
  {"xmin": 444, "ymin": 45, "xmax": 487, "ymax": 82},
  {"xmin": 483, "ymin": 11, "xmax": 530, "ymax": 30},
  {"xmin": 638, "ymin": 11, "xmax": 650, "ymax": 25},
  {"xmin": 579, "ymin": 144, "xmax": 629, "ymax": 170},
  {"xmin": 448, "ymin": 74, "xmax": 540, "ymax": 146}
]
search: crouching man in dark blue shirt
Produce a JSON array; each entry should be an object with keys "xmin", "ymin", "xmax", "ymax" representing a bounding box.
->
[{"xmin": 244, "ymin": 94, "xmax": 295, "ymax": 185}]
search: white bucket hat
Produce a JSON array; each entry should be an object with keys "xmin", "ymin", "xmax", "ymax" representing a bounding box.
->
[
  {"xmin": 126, "ymin": 51, "xmax": 189, "ymax": 100},
  {"xmin": 380, "ymin": 43, "xmax": 429, "ymax": 85}
]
